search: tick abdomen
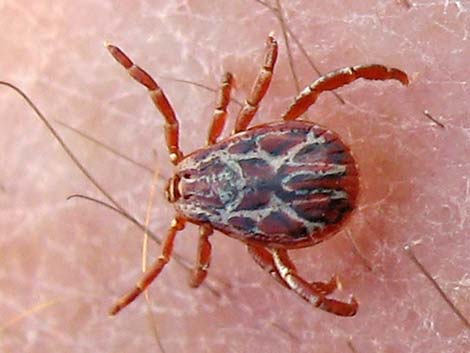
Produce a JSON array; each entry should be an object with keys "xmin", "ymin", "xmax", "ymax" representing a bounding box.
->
[{"xmin": 174, "ymin": 120, "xmax": 359, "ymax": 248}]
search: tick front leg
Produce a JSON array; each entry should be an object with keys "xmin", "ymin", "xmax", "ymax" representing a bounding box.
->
[
  {"xmin": 281, "ymin": 64, "xmax": 409, "ymax": 121},
  {"xmin": 109, "ymin": 218, "xmax": 185, "ymax": 316},
  {"xmin": 233, "ymin": 35, "xmax": 278, "ymax": 133},
  {"xmin": 207, "ymin": 72, "xmax": 234, "ymax": 145},
  {"xmin": 272, "ymin": 249, "xmax": 358, "ymax": 317},
  {"xmin": 106, "ymin": 44, "xmax": 183, "ymax": 164},
  {"xmin": 189, "ymin": 223, "xmax": 213, "ymax": 288}
]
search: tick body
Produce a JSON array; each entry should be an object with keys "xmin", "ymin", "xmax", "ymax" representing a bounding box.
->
[
  {"xmin": 172, "ymin": 121, "xmax": 359, "ymax": 249},
  {"xmin": 106, "ymin": 36, "xmax": 409, "ymax": 317}
]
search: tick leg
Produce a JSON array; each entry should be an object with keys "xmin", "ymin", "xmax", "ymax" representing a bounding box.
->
[
  {"xmin": 207, "ymin": 72, "xmax": 234, "ymax": 145},
  {"xmin": 247, "ymin": 244, "xmax": 290, "ymax": 288},
  {"xmin": 189, "ymin": 224, "xmax": 214, "ymax": 288},
  {"xmin": 233, "ymin": 35, "xmax": 278, "ymax": 133},
  {"xmin": 109, "ymin": 218, "xmax": 185, "ymax": 316},
  {"xmin": 281, "ymin": 64, "xmax": 409, "ymax": 121},
  {"xmin": 272, "ymin": 249, "xmax": 358, "ymax": 317},
  {"xmin": 310, "ymin": 275, "xmax": 339, "ymax": 296},
  {"xmin": 106, "ymin": 44, "xmax": 183, "ymax": 164},
  {"xmin": 248, "ymin": 245, "xmax": 339, "ymax": 294}
]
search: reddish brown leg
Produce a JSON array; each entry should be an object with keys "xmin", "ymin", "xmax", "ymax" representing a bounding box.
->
[
  {"xmin": 248, "ymin": 245, "xmax": 338, "ymax": 295},
  {"xmin": 189, "ymin": 223, "xmax": 214, "ymax": 288},
  {"xmin": 106, "ymin": 44, "xmax": 183, "ymax": 164},
  {"xmin": 281, "ymin": 64, "xmax": 409, "ymax": 121},
  {"xmin": 233, "ymin": 36, "xmax": 278, "ymax": 133},
  {"xmin": 207, "ymin": 72, "xmax": 234, "ymax": 145},
  {"xmin": 109, "ymin": 218, "xmax": 185, "ymax": 316},
  {"xmin": 272, "ymin": 249, "xmax": 358, "ymax": 317},
  {"xmin": 247, "ymin": 244, "xmax": 290, "ymax": 288},
  {"xmin": 309, "ymin": 275, "xmax": 339, "ymax": 296}
]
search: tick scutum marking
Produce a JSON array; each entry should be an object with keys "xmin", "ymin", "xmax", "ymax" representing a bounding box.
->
[{"xmin": 173, "ymin": 121, "xmax": 359, "ymax": 248}]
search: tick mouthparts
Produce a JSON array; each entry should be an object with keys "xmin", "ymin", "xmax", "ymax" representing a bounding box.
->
[{"xmin": 165, "ymin": 175, "xmax": 181, "ymax": 203}]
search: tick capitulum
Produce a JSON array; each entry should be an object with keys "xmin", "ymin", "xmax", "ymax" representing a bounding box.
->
[{"xmin": 106, "ymin": 36, "xmax": 409, "ymax": 317}]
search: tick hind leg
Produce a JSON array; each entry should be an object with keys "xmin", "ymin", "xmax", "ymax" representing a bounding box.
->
[
  {"xmin": 247, "ymin": 245, "xmax": 338, "ymax": 296},
  {"xmin": 281, "ymin": 64, "xmax": 409, "ymax": 121},
  {"xmin": 247, "ymin": 244, "xmax": 290, "ymax": 288},
  {"xmin": 106, "ymin": 44, "xmax": 183, "ymax": 164},
  {"xmin": 310, "ymin": 275, "xmax": 339, "ymax": 297},
  {"xmin": 233, "ymin": 35, "xmax": 278, "ymax": 133},
  {"xmin": 109, "ymin": 218, "xmax": 185, "ymax": 316},
  {"xmin": 271, "ymin": 248, "xmax": 358, "ymax": 317}
]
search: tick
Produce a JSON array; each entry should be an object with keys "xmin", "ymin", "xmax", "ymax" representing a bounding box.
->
[{"xmin": 106, "ymin": 36, "xmax": 409, "ymax": 316}]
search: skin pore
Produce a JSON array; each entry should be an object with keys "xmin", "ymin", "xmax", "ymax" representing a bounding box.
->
[{"xmin": 0, "ymin": 1, "xmax": 468, "ymax": 352}]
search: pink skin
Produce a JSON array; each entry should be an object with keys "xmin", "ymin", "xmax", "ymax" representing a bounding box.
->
[{"xmin": 0, "ymin": 1, "xmax": 469, "ymax": 352}]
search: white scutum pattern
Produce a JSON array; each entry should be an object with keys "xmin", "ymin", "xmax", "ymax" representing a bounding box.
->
[{"xmin": 175, "ymin": 123, "xmax": 352, "ymax": 243}]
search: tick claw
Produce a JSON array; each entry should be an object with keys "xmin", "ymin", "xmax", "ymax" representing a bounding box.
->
[
  {"xmin": 335, "ymin": 275, "xmax": 343, "ymax": 290},
  {"xmin": 309, "ymin": 275, "xmax": 339, "ymax": 296},
  {"xmin": 348, "ymin": 296, "xmax": 359, "ymax": 315}
]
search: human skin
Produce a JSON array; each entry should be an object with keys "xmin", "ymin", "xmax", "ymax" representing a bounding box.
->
[{"xmin": 0, "ymin": 0, "xmax": 469, "ymax": 352}]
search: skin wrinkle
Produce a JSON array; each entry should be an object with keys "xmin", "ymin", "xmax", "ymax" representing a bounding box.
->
[{"xmin": 0, "ymin": 1, "xmax": 469, "ymax": 353}]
